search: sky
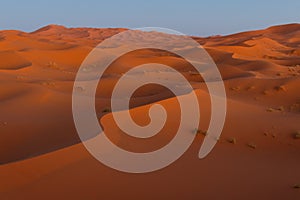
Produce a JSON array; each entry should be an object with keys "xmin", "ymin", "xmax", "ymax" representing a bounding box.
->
[{"xmin": 1, "ymin": 0, "xmax": 300, "ymax": 36}]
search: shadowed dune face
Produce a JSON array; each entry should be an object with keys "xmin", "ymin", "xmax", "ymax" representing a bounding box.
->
[{"xmin": 0, "ymin": 24, "xmax": 300, "ymax": 199}]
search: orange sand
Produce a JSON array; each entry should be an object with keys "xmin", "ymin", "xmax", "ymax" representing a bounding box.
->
[{"xmin": 0, "ymin": 24, "xmax": 299, "ymax": 199}]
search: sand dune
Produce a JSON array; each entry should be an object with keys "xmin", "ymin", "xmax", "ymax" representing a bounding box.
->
[
  {"xmin": 0, "ymin": 51, "xmax": 31, "ymax": 70},
  {"xmin": 0, "ymin": 24, "xmax": 299, "ymax": 199}
]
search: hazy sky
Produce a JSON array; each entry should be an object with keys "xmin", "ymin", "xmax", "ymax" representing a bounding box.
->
[{"xmin": 1, "ymin": 0, "xmax": 299, "ymax": 36}]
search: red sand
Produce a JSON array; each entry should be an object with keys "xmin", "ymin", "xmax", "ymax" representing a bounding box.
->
[{"xmin": 0, "ymin": 24, "xmax": 299, "ymax": 199}]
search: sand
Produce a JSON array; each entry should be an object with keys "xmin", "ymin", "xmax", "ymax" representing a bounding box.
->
[{"xmin": 0, "ymin": 24, "xmax": 299, "ymax": 199}]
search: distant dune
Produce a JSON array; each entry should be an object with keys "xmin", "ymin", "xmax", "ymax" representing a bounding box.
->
[{"xmin": 0, "ymin": 24, "xmax": 299, "ymax": 200}]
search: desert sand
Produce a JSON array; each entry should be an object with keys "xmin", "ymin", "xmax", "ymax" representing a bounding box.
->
[{"xmin": 0, "ymin": 24, "xmax": 299, "ymax": 199}]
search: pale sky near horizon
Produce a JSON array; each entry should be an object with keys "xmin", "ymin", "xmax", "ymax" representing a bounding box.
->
[{"xmin": 1, "ymin": 0, "xmax": 299, "ymax": 36}]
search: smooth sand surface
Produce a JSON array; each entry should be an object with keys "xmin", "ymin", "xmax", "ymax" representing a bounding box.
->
[{"xmin": 0, "ymin": 24, "xmax": 299, "ymax": 199}]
